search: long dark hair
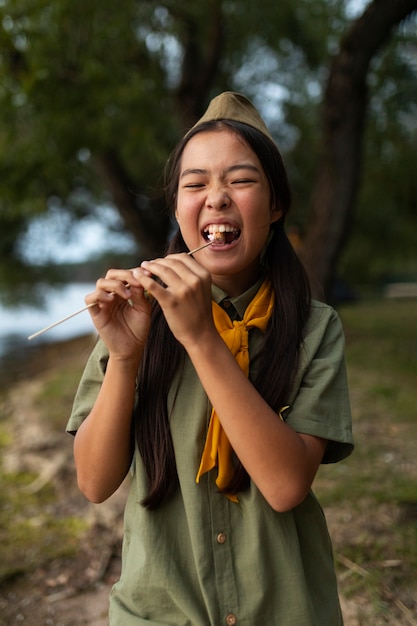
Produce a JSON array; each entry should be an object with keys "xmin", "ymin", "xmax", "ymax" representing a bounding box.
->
[{"xmin": 135, "ymin": 120, "xmax": 311, "ymax": 509}]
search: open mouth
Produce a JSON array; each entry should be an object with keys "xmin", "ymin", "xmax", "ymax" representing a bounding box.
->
[{"xmin": 203, "ymin": 224, "xmax": 241, "ymax": 245}]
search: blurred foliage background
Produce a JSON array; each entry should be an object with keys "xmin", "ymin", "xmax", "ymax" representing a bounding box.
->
[{"xmin": 0, "ymin": 0, "xmax": 416, "ymax": 305}]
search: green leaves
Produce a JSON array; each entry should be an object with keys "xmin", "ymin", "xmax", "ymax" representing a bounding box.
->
[{"xmin": 0, "ymin": 0, "xmax": 416, "ymax": 298}]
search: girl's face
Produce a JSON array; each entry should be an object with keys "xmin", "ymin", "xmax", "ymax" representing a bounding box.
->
[{"xmin": 175, "ymin": 128, "xmax": 282, "ymax": 295}]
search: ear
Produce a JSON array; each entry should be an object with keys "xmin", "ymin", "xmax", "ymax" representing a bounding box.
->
[{"xmin": 270, "ymin": 208, "xmax": 283, "ymax": 225}]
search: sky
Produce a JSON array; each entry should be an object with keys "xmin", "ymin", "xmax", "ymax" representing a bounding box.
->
[
  {"xmin": 346, "ymin": 0, "xmax": 368, "ymax": 17},
  {"xmin": 19, "ymin": 204, "xmax": 137, "ymax": 265}
]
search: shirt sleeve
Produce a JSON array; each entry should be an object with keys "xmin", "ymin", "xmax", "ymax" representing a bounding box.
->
[
  {"xmin": 66, "ymin": 338, "xmax": 109, "ymax": 435},
  {"xmin": 284, "ymin": 301, "xmax": 354, "ymax": 463}
]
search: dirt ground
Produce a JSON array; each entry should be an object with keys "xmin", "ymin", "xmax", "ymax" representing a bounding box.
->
[{"xmin": 0, "ymin": 335, "xmax": 415, "ymax": 625}]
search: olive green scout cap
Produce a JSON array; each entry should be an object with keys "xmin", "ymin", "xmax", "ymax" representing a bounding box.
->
[{"xmin": 190, "ymin": 91, "xmax": 274, "ymax": 143}]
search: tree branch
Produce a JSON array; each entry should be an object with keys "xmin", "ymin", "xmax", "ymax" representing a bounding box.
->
[
  {"xmin": 175, "ymin": 1, "xmax": 224, "ymax": 127},
  {"xmin": 301, "ymin": 0, "xmax": 417, "ymax": 299},
  {"xmin": 94, "ymin": 150, "xmax": 171, "ymax": 259}
]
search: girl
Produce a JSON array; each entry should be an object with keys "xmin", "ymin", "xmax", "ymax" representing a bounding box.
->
[{"xmin": 68, "ymin": 92, "xmax": 353, "ymax": 625}]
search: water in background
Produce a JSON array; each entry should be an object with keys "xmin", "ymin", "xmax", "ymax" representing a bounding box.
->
[{"xmin": 0, "ymin": 283, "xmax": 96, "ymax": 385}]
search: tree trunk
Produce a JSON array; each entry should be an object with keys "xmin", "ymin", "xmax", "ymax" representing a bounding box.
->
[
  {"xmin": 300, "ymin": 0, "xmax": 417, "ymax": 301},
  {"xmin": 174, "ymin": 1, "xmax": 224, "ymax": 128},
  {"xmin": 94, "ymin": 6, "xmax": 224, "ymax": 259},
  {"xmin": 95, "ymin": 150, "xmax": 171, "ymax": 259}
]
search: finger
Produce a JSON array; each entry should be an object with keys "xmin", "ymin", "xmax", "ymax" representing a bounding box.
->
[
  {"xmin": 91, "ymin": 277, "xmax": 134, "ymax": 303},
  {"xmin": 125, "ymin": 284, "xmax": 153, "ymax": 311},
  {"xmin": 136, "ymin": 269, "xmax": 206, "ymax": 314},
  {"xmin": 91, "ymin": 269, "xmax": 142, "ymax": 300},
  {"xmin": 104, "ymin": 268, "xmax": 141, "ymax": 285},
  {"xmin": 140, "ymin": 254, "xmax": 206, "ymax": 287}
]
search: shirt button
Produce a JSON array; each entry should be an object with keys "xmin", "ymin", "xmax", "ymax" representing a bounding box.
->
[
  {"xmin": 226, "ymin": 614, "xmax": 237, "ymax": 625},
  {"xmin": 216, "ymin": 532, "xmax": 227, "ymax": 544},
  {"xmin": 223, "ymin": 300, "xmax": 231, "ymax": 308}
]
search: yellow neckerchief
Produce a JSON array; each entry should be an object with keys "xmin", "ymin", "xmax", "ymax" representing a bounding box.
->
[{"xmin": 196, "ymin": 278, "xmax": 274, "ymax": 501}]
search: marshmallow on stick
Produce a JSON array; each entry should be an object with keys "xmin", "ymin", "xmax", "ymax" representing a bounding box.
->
[{"xmin": 208, "ymin": 231, "xmax": 226, "ymax": 244}]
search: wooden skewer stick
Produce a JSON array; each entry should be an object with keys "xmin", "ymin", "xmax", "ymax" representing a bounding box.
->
[
  {"xmin": 27, "ymin": 303, "xmax": 98, "ymax": 340},
  {"xmin": 186, "ymin": 240, "xmax": 214, "ymax": 254},
  {"xmin": 27, "ymin": 241, "xmax": 213, "ymax": 341}
]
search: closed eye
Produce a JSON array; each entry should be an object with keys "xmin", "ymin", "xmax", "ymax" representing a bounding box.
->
[{"xmin": 183, "ymin": 182, "xmax": 205, "ymax": 188}]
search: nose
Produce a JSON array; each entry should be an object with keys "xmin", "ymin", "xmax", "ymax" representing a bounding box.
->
[{"xmin": 205, "ymin": 187, "xmax": 231, "ymax": 210}]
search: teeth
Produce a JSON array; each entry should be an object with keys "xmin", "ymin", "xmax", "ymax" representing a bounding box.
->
[
  {"xmin": 204, "ymin": 224, "xmax": 240, "ymax": 245},
  {"xmin": 206, "ymin": 224, "xmax": 238, "ymax": 234}
]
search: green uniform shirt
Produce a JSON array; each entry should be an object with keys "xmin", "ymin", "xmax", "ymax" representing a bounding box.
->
[{"xmin": 68, "ymin": 282, "xmax": 353, "ymax": 626}]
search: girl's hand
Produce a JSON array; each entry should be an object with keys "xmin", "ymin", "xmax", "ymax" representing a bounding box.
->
[
  {"xmin": 134, "ymin": 253, "xmax": 216, "ymax": 348},
  {"xmin": 85, "ymin": 268, "xmax": 151, "ymax": 363}
]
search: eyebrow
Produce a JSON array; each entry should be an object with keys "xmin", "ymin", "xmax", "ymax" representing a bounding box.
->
[{"xmin": 180, "ymin": 163, "xmax": 260, "ymax": 179}]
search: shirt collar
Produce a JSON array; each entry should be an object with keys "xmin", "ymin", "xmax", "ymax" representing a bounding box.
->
[{"xmin": 211, "ymin": 275, "xmax": 265, "ymax": 319}]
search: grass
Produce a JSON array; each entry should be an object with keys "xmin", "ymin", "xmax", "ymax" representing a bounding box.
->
[
  {"xmin": 0, "ymin": 468, "xmax": 88, "ymax": 583},
  {"xmin": 0, "ymin": 337, "xmax": 90, "ymax": 584},
  {"xmin": 314, "ymin": 298, "xmax": 417, "ymax": 624},
  {"xmin": 35, "ymin": 366, "xmax": 83, "ymax": 432}
]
